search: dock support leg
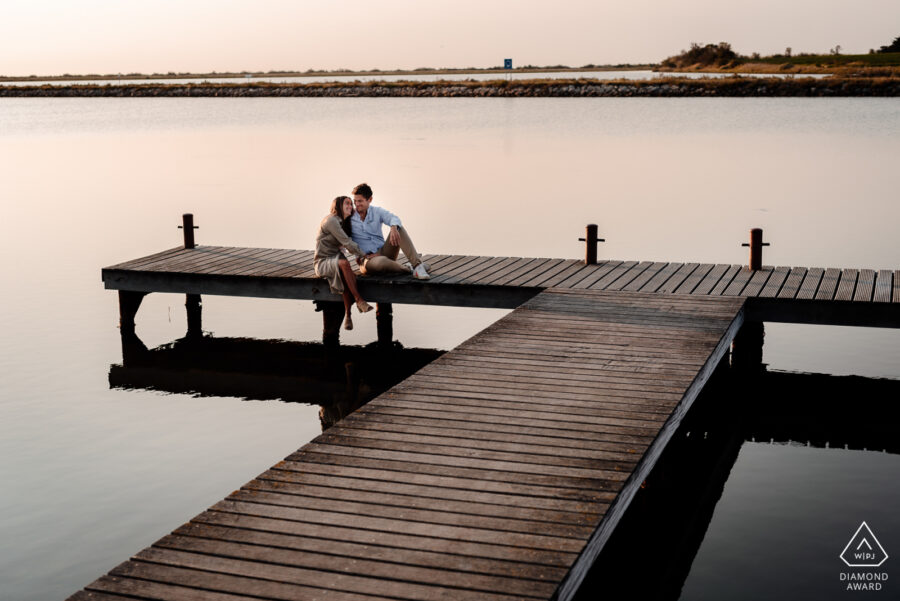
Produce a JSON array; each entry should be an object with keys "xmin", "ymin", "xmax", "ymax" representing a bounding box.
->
[
  {"xmin": 731, "ymin": 321, "xmax": 765, "ymax": 373},
  {"xmin": 185, "ymin": 294, "xmax": 202, "ymax": 340},
  {"xmin": 376, "ymin": 302, "xmax": 393, "ymax": 348},
  {"xmin": 118, "ymin": 291, "xmax": 147, "ymax": 335},
  {"xmin": 314, "ymin": 300, "xmax": 344, "ymax": 348}
]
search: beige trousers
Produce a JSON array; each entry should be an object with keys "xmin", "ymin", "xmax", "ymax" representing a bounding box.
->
[{"xmin": 360, "ymin": 226, "xmax": 422, "ymax": 275}]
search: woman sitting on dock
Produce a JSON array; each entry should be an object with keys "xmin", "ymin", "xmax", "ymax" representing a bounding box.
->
[{"xmin": 315, "ymin": 196, "xmax": 373, "ymax": 330}]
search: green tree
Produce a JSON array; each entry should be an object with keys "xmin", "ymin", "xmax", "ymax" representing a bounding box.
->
[{"xmin": 878, "ymin": 36, "xmax": 900, "ymax": 53}]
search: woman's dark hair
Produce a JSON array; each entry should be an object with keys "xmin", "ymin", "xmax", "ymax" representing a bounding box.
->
[{"xmin": 330, "ymin": 195, "xmax": 353, "ymax": 236}]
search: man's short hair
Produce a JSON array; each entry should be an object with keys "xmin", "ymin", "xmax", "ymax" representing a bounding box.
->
[{"xmin": 352, "ymin": 183, "xmax": 373, "ymax": 199}]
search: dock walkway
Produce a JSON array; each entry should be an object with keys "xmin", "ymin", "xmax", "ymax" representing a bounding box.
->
[
  {"xmin": 71, "ymin": 289, "xmax": 745, "ymax": 601},
  {"xmin": 102, "ymin": 246, "xmax": 900, "ymax": 327}
]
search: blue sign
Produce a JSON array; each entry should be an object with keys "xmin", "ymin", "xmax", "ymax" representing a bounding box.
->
[{"xmin": 504, "ymin": 58, "xmax": 512, "ymax": 70}]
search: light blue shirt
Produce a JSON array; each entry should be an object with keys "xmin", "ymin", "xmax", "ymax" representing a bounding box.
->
[{"xmin": 350, "ymin": 205, "xmax": 402, "ymax": 254}]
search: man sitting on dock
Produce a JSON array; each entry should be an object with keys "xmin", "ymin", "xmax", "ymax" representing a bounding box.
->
[{"xmin": 350, "ymin": 182, "xmax": 431, "ymax": 280}]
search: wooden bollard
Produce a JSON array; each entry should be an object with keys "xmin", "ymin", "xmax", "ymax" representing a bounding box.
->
[
  {"xmin": 179, "ymin": 213, "xmax": 198, "ymax": 249},
  {"xmin": 741, "ymin": 228, "xmax": 769, "ymax": 271},
  {"xmin": 579, "ymin": 224, "xmax": 605, "ymax": 265}
]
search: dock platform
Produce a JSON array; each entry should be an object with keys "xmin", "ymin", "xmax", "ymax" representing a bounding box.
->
[
  {"xmin": 70, "ymin": 289, "xmax": 744, "ymax": 601},
  {"xmin": 102, "ymin": 246, "xmax": 900, "ymax": 327}
]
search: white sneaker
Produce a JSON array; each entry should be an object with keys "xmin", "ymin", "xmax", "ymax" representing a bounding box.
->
[{"xmin": 413, "ymin": 263, "xmax": 431, "ymax": 280}]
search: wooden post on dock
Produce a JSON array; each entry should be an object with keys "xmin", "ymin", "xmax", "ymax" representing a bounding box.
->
[
  {"xmin": 742, "ymin": 228, "xmax": 769, "ymax": 271},
  {"xmin": 580, "ymin": 224, "xmax": 605, "ymax": 265},
  {"xmin": 178, "ymin": 214, "xmax": 201, "ymax": 338},
  {"xmin": 179, "ymin": 213, "xmax": 198, "ymax": 249},
  {"xmin": 376, "ymin": 303, "xmax": 393, "ymax": 348}
]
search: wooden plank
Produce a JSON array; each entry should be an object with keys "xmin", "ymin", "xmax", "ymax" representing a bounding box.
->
[
  {"xmin": 656, "ymin": 263, "xmax": 700, "ymax": 294},
  {"xmin": 522, "ymin": 259, "xmax": 583, "ymax": 288},
  {"xmin": 689, "ymin": 263, "xmax": 729, "ymax": 296},
  {"xmin": 506, "ymin": 258, "xmax": 566, "ymax": 287},
  {"xmin": 673, "ymin": 263, "xmax": 714, "ymax": 295},
  {"xmin": 539, "ymin": 261, "xmax": 595, "ymax": 288},
  {"xmin": 488, "ymin": 258, "xmax": 553, "ymax": 286},
  {"xmin": 207, "ymin": 248, "xmax": 298, "ymax": 276},
  {"xmin": 104, "ymin": 560, "xmax": 427, "ymax": 601},
  {"xmin": 104, "ymin": 246, "xmax": 187, "ymax": 270},
  {"xmin": 146, "ymin": 246, "xmax": 270, "ymax": 274},
  {"xmin": 759, "ymin": 266, "xmax": 790, "ymax": 298},
  {"xmin": 260, "ymin": 251, "xmax": 319, "ymax": 278},
  {"xmin": 740, "ymin": 267, "xmax": 774, "ymax": 297},
  {"xmin": 557, "ymin": 261, "xmax": 619, "ymax": 289},
  {"xmin": 230, "ymin": 249, "xmax": 308, "ymax": 276},
  {"xmin": 176, "ymin": 521, "xmax": 571, "ymax": 581},
  {"xmin": 706, "ymin": 264, "xmax": 741, "ymax": 296},
  {"xmin": 429, "ymin": 255, "xmax": 496, "ymax": 284},
  {"xmin": 604, "ymin": 261, "xmax": 654, "ymax": 291},
  {"xmin": 874, "ymin": 270, "xmax": 893, "ymax": 303},
  {"xmin": 132, "ymin": 246, "xmax": 233, "ymax": 271},
  {"xmin": 638, "ymin": 262, "xmax": 684, "ymax": 293},
  {"xmin": 457, "ymin": 256, "xmax": 520, "ymax": 283},
  {"xmin": 834, "ymin": 269, "xmax": 859, "ymax": 301},
  {"xmin": 256, "ymin": 467, "xmax": 606, "ymax": 518},
  {"xmin": 814, "ymin": 267, "xmax": 840, "ymax": 300},
  {"xmin": 191, "ymin": 510, "xmax": 580, "ymax": 566},
  {"xmin": 470, "ymin": 257, "xmax": 535, "ymax": 285},
  {"xmin": 587, "ymin": 261, "xmax": 638, "ymax": 290},
  {"xmin": 225, "ymin": 487, "xmax": 598, "ymax": 539},
  {"xmin": 853, "ymin": 269, "xmax": 876, "ymax": 302},
  {"xmin": 213, "ymin": 497, "xmax": 590, "ymax": 551},
  {"xmin": 776, "ymin": 267, "xmax": 807, "ymax": 299},
  {"xmin": 795, "ymin": 267, "xmax": 824, "ymax": 300},
  {"xmin": 274, "ymin": 458, "xmax": 615, "ymax": 504},
  {"xmin": 458, "ymin": 256, "xmax": 520, "ymax": 284},
  {"xmin": 154, "ymin": 534, "xmax": 558, "ymax": 598},
  {"xmin": 723, "ymin": 267, "xmax": 754, "ymax": 296},
  {"xmin": 621, "ymin": 262, "xmax": 667, "ymax": 292}
]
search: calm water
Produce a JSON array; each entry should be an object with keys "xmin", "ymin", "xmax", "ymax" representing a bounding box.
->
[{"xmin": 0, "ymin": 97, "xmax": 898, "ymax": 600}]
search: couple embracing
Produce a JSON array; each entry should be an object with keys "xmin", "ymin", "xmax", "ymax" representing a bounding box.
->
[{"xmin": 313, "ymin": 183, "xmax": 431, "ymax": 330}]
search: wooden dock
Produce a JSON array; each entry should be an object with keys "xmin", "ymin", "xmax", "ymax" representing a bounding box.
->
[
  {"xmin": 102, "ymin": 246, "xmax": 900, "ymax": 327},
  {"xmin": 71, "ymin": 289, "xmax": 744, "ymax": 601}
]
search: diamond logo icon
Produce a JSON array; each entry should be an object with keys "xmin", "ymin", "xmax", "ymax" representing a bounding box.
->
[{"xmin": 840, "ymin": 522, "xmax": 888, "ymax": 567}]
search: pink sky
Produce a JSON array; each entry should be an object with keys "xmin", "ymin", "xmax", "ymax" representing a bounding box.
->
[{"xmin": 1, "ymin": 0, "xmax": 898, "ymax": 76}]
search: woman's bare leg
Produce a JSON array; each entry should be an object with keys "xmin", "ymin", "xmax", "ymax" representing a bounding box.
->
[
  {"xmin": 341, "ymin": 289, "xmax": 354, "ymax": 330},
  {"xmin": 339, "ymin": 258, "xmax": 372, "ymax": 313}
]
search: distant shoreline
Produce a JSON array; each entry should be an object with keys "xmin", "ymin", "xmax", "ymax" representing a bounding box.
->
[
  {"xmin": 0, "ymin": 66, "xmax": 652, "ymax": 83},
  {"xmin": 2, "ymin": 77, "xmax": 897, "ymax": 97}
]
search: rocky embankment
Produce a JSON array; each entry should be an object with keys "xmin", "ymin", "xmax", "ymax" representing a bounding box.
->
[{"xmin": 2, "ymin": 78, "xmax": 898, "ymax": 97}]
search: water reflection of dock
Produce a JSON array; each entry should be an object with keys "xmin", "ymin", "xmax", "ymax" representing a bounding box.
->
[
  {"xmin": 111, "ymin": 335, "xmax": 442, "ymax": 431},
  {"xmin": 72, "ymin": 289, "xmax": 745, "ymax": 601}
]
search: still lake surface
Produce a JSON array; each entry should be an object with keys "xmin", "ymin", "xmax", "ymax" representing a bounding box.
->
[{"xmin": 0, "ymin": 97, "xmax": 898, "ymax": 600}]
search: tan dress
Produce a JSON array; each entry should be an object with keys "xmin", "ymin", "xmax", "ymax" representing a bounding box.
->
[{"xmin": 314, "ymin": 215, "xmax": 364, "ymax": 294}]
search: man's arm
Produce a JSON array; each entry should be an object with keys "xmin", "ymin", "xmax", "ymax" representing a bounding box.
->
[{"xmin": 374, "ymin": 206, "xmax": 403, "ymax": 246}]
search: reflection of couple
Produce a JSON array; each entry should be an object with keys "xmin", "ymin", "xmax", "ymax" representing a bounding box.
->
[{"xmin": 314, "ymin": 183, "xmax": 431, "ymax": 330}]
